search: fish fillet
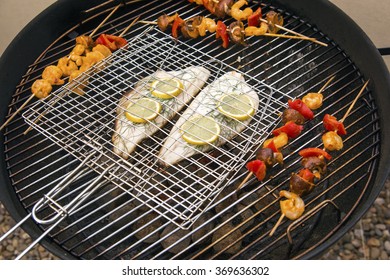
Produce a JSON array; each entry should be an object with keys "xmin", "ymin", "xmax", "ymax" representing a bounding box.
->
[
  {"xmin": 112, "ymin": 66, "xmax": 210, "ymax": 159},
  {"xmin": 158, "ymin": 71, "xmax": 259, "ymax": 166}
]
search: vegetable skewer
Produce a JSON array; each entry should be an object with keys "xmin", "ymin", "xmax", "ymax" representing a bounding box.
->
[
  {"xmin": 154, "ymin": 11, "xmax": 322, "ymax": 48},
  {"xmin": 187, "ymin": 0, "xmax": 327, "ymax": 46},
  {"xmin": 237, "ymin": 76, "xmax": 336, "ymax": 190},
  {"xmin": 0, "ymin": 5, "xmax": 124, "ymax": 132},
  {"xmin": 22, "ymin": 18, "xmax": 140, "ymax": 135},
  {"xmin": 269, "ymin": 80, "xmax": 370, "ymax": 236}
]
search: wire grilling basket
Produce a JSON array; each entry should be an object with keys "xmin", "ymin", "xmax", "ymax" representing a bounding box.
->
[{"xmin": 22, "ymin": 27, "xmax": 292, "ymax": 229}]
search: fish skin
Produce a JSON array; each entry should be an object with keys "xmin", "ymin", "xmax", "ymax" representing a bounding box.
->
[
  {"xmin": 112, "ymin": 66, "xmax": 210, "ymax": 159},
  {"xmin": 158, "ymin": 71, "xmax": 259, "ymax": 166}
]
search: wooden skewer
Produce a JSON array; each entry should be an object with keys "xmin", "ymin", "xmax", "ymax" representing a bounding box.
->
[
  {"xmin": 90, "ymin": 4, "xmax": 122, "ymax": 37},
  {"xmin": 259, "ymin": 18, "xmax": 328, "ymax": 47},
  {"xmin": 262, "ymin": 33, "xmax": 322, "ymax": 43},
  {"xmin": 139, "ymin": 20, "xmax": 158, "ymax": 25},
  {"xmin": 340, "ymin": 79, "xmax": 369, "ymax": 124},
  {"xmin": 318, "ymin": 75, "xmax": 336, "ymax": 94},
  {"xmin": 236, "ymin": 171, "xmax": 254, "ymax": 190},
  {"xmin": 269, "ymin": 79, "xmax": 369, "ymax": 236},
  {"xmin": 0, "ymin": 94, "xmax": 35, "ymax": 131},
  {"xmin": 269, "ymin": 213, "xmax": 284, "ymax": 236},
  {"xmin": 119, "ymin": 16, "xmax": 141, "ymax": 37}
]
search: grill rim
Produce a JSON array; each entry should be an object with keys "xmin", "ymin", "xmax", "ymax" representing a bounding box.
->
[
  {"xmin": 0, "ymin": 0, "xmax": 389, "ymax": 260},
  {"xmin": 274, "ymin": 0, "xmax": 390, "ymax": 259}
]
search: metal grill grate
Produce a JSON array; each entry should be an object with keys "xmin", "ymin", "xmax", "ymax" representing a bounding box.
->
[
  {"xmin": 1, "ymin": 0, "xmax": 380, "ymax": 260},
  {"xmin": 23, "ymin": 27, "xmax": 291, "ymax": 229}
]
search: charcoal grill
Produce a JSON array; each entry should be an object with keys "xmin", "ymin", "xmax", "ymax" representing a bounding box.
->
[{"xmin": 1, "ymin": 0, "xmax": 390, "ymax": 260}]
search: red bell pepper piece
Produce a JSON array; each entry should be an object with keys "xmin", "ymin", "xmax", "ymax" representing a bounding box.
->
[
  {"xmin": 172, "ymin": 15, "xmax": 185, "ymax": 38},
  {"xmin": 96, "ymin": 34, "xmax": 117, "ymax": 51},
  {"xmin": 96, "ymin": 34, "xmax": 128, "ymax": 51},
  {"xmin": 248, "ymin": 7, "xmax": 262, "ymax": 27},
  {"xmin": 288, "ymin": 99, "xmax": 314, "ymax": 120},
  {"xmin": 323, "ymin": 114, "xmax": 347, "ymax": 135},
  {"xmin": 264, "ymin": 139, "xmax": 279, "ymax": 153},
  {"xmin": 105, "ymin": 35, "xmax": 127, "ymax": 49},
  {"xmin": 299, "ymin": 147, "xmax": 332, "ymax": 161},
  {"xmin": 202, "ymin": 0, "xmax": 216, "ymax": 14},
  {"xmin": 216, "ymin": 20, "xmax": 229, "ymax": 48},
  {"xmin": 246, "ymin": 160, "xmax": 267, "ymax": 181},
  {"xmin": 298, "ymin": 168, "xmax": 315, "ymax": 183},
  {"xmin": 272, "ymin": 121, "xmax": 304, "ymax": 139}
]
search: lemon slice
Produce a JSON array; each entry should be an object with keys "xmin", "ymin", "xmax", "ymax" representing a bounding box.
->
[
  {"xmin": 181, "ymin": 115, "xmax": 221, "ymax": 146},
  {"xmin": 150, "ymin": 78, "xmax": 184, "ymax": 99},
  {"xmin": 217, "ymin": 93, "xmax": 255, "ymax": 121},
  {"xmin": 125, "ymin": 98, "xmax": 162, "ymax": 123}
]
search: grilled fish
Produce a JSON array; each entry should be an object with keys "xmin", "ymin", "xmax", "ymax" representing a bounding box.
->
[
  {"xmin": 112, "ymin": 66, "xmax": 210, "ymax": 159},
  {"xmin": 158, "ymin": 71, "xmax": 259, "ymax": 166}
]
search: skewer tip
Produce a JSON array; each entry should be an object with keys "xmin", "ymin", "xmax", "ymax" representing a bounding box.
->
[{"xmin": 236, "ymin": 171, "xmax": 254, "ymax": 191}]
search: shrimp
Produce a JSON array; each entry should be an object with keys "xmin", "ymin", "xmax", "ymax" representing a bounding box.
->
[
  {"xmin": 31, "ymin": 79, "xmax": 52, "ymax": 99},
  {"xmin": 71, "ymin": 44, "xmax": 86, "ymax": 56},
  {"xmin": 245, "ymin": 22, "xmax": 268, "ymax": 36},
  {"xmin": 230, "ymin": 0, "xmax": 253, "ymax": 21},
  {"xmin": 302, "ymin": 92, "xmax": 323, "ymax": 110},
  {"xmin": 322, "ymin": 131, "xmax": 344, "ymax": 151},
  {"xmin": 57, "ymin": 57, "xmax": 78, "ymax": 77},
  {"xmin": 75, "ymin": 35, "xmax": 94, "ymax": 49},
  {"xmin": 279, "ymin": 190, "xmax": 305, "ymax": 220},
  {"xmin": 92, "ymin": 44, "xmax": 112, "ymax": 58},
  {"xmin": 42, "ymin": 65, "xmax": 64, "ymax": 86}
]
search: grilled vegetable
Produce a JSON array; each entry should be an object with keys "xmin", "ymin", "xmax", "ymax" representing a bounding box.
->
[
  {"xmin": 290, "ymin": 169, "xmax": 315, "ymax": 196},
  {"xmin": 272, "ymin": 121, "xmax": 303, "ymax": 139},
  {"xmin": 299, "ymin": 147, "xmax": 332, "ymax": 160},
  {"xmin": 255, "ymin": 148, "xmax": 274, "ymax": 167},
  {"xmin": 288, "ymin": 99, "xmax": 314, "ymax": 120},
  {"xmin": 216, "ymin": 20, "xmax": 230, "ymax": 48},
  {"xmin": 214, "ymin": 0, "xmax": 234, "ymax": 18},
  {"xmin": 266, "ymin": 11, "xmax": 284, "ymax": 34},
  {"xmin": 181, "ymin": 18, "xmax": 200, "ymax": 38},
  {"xmin": 301, "ymin": 156, "xmax": 327, "ymax": 177},
  {"xmin": 157, "ymin": 13, "xmax": 178, "ymax": 31},
  {"xmin": 281, "ymin": 108, "xmax": 305, "ymax": 125},
  {"xmin": 263, "ymin": 132, "xmax": 289, "ymax": 150},
  {"xmin": 247, "ymin": 7, "xmax": 262, "ymax": 26},
  {"xmin": 323, "ymin": 114, "xmax": 347, "ymax": 135},
  {"xmin": 228, "ymin": 21, "xmax": 246, "ymax": 45},
  {"xmin": 172, "ymin": 14, "xmax": 185, "ymax": 38},
  {"xmin": 246, "ymin": 159, "xmax": 267, "ymax": 181}
]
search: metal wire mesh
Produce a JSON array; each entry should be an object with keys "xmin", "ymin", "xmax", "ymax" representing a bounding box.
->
[{"xmin": 23, "ymin": 27, "xmax": 292, "ymax": 228}]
